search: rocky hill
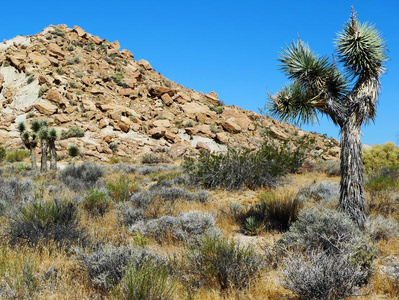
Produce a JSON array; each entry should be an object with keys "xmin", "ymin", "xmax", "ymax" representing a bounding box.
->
[{"xmin": 0, "ymin": 24, "xmax": 340, "ymax": 162}]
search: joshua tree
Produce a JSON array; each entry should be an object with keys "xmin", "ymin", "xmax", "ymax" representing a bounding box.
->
[
  {"xmin": 267, "ymin": 9, "xmax": 387, "ymax": 228},
  {"xmin": 38, "ymin": 127, "xmax": 49, "ymax": 172},
  {"xmin": 18, "ymin": 120, "xmax": 41, "ymax": 170},
  {"xmin": 48, "ymin": 128, "xmax": 58, "ymax": 171}
]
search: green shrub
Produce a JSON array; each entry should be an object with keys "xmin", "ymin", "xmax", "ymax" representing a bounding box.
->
[
  {"xmin": 82, "ymin": 188, "xmax": 111, "ymax": 216},
  {"xmin": 56, "ymin": 67, "xmax": 65, "ymax": 75},
  {"xmin": 5, "ymin": 149, "xmax": 29, "ymax": 163},
  {"xmin": 68, "ymin": 145, "xmax": 80, "ymax": 157},
  {"xmin": 2, "ymin": 60, "xmax": 11, "ymax": 67},
  {"xmin": 245, "ymin": 192, "xmax": 302, "ymax": 232},
  {"xmin": 60, "ymin": 126, "xmax": 85, "ymax": 139},
  {"xmin": 365, "ymin": 166, "xmax": 399, "ymax": 192},
  {"xmin": 141, "ymin": 152, "xmax": 170, "ymax": 164},
  {"xmin": 75, "ymin": 72, "xmax": 84, "ymax": 78},
  {"xmin": 66, "ymin": 45, "xmax": 74, "ymax": 51},
  {"xmin": 107, "ymin": 174, "xmax": 137, "ymax": 202},
  {"xmin": 8, "ymin": 198, "xmax": 87, "ymax": 247},
  {"xmin": 0, "ymin": 146, "xmax": 6, "ymax": 161},
  {"xmin": 69, "ymin": 81, "xmax": 78, "ymax": 89},
  {"xmin": 122, "ymin": 260, "xmax": 176, "ymax": 300},
  {"xmin": 184, "ymin": 141, "xmax": 307, "ymax": 190},
  {"xmin": 363, "ymin": 142, "xmax": 399, "ymax": 174},
  {"xmin": 185, "ymin": 235, "xmax": 263, "ymax": 290},
  {"xmin": 50, "ymin": 28, "xmax": 65, "ymax": 37},
  {"xmin": 67, "ymin": 56, "xmax": 80, "ymax": 65},
  {"xmin": 38, "ymin": 86, "xmax": 48, "ymax": 97},
  {"xmin": 209, "ymin": 105, "xmax": 224, "ymax": 114}
]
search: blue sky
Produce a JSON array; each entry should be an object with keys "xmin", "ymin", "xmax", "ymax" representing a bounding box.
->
[{"xmin": 1, "ymin": 0, "xmax": 398, "ymax": 145}]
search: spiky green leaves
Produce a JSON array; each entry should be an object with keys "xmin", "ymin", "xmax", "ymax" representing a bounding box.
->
[
  {"xmin": 336, "ymin": 19, "xmax": 387, "ymax": 78},
  {"xmin": 18, "ymin": 122, "xmax": 26, "ymax": 133},
  {"xmin": 48, "ymin": 128, "xmax": 58, "ymax": 141},
  {"xmin": 279, "ymin": 40, "xmax": 332, "ymax": 92},
  {"xmin": 31, "ymin": 120, "xmax": 41, "ymax": 133},
  {"xmin": 267, "ymin": 82, "xmax": 318, "ymax": 125}
]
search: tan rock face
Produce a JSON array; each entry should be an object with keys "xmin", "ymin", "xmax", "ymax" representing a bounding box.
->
[
  {"xmin": 137, "ymin": 59, "xmax": 152, "ymax": 70},
  {"xmin": 54, "ymin": 113, "xmax": 70, "ymax": 123},
  {"xmin": 161, "ymin": 93, "xmax": 173, "ymax": 106},
  {"xmin": 72, "ymin": 25, "xmax": 86, "ymax": 37},
  {"xmin": 181, "ymin": 102, "xmax": 210, "ymax": 115},
  {"xmin": 222, "ymin": 118, "xmax": 241, "ymax": 133},
  {"xmin": 0, "ymin": 73, "xmax": 3, "ymax": 90},
  {"xmin": 119, "ymin": 116, "xmax": 131, "ymax": 133},
  {"xmin": 170, "ymin": 141, "xmax": 192, "ymax": 157},
  {"xmin": 149, "ymin": 126, "xmax": 166, "ymax": 138},
  {"xmin": 82, "ymin": 99, "xmax": 96, "ymax": 111},
  {"xmin": 99, "ymin": 118, "xmax": 109, "ymax": 129},
  {"xmin": 46, "ymin": 89, "xmax": 65, "ymax": 104},
  {"xmin": 34, "ymin": 101, "xmax": 58, "ymax": 115},
  {"xmin": 196, "ymin": 141, "xmax": 211, "ymax": 152},
  {"xmin": 28, "ymin": 52, "xmax": 51, "ymax": 68},
  {"xmin": 153, "ymin": 119, "xmax": 171, "ymax": 128},
  {"xmin": 46, "ymin": 43, "xmax": 64, "ymax": 57}
]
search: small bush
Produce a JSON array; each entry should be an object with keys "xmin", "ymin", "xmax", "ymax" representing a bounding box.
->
[
  {"xmin": 131, "ymin": 211, "xmax": 219, "ymax": 243},
  {"xmin": 245, "ymin": 192, "xmax": 302, "ymax": 232},
  {"xmin": 121, "ymin": 260, "xmax": 176, "ymax": 300},
  {"xmin": 317, "ymin": 160, "xmax": 341, "ymax": 176},
  {"xmin": 185, "ymin": 235, "xmax": 263, "ymax": 290},
  {"xmin": 68, "ymin": 144, "xmax": 80, "ymax": 157},
  {"xmin": 0, "ymin": 177, "xmax": 34, "ymax": 215},
  {"xmin": 0, "ymin": 146, "xmax": 6, "ymax": 161},
  {"xmin": 38, "ymin": 86, "xmax": 48, "ymax": 97},
  {"xmin": 59, "ymin": 162, "xmax": 104, "ymax": 191},
  {"xmin": 209, "ymin": 105, "xmax": 224, "ymax": 114},
  {"xmin": 281, "ymin": 250, "xmax": 369, "ymax": 300},
  {"xmin": 184, "ymin": 140, "xmax": 307, "ymax": 190},
  {"xmin": 8, "ymin": 198, "xmax": 86, "ymax": 247},
  {"xmin": 67, "ymin": 56, "xmax": 80, "ymax": 65},
  {"xmin": 60, "ymin": 126, "xmax": 85, "ymax": 139},
  {"xmin": 78, "ymin": 245, "xmax": 167, "ymax": 290},
  {"xmin": 107, "ymin": 174, "xmax": 137, "ymax": 202},
  {"xmin": 277, "ymin": 208, "xmax": 377, "ymax": 273},
  {"xmin": 296, "ymin": 181, "xmax": 340, "ymax": 203},
  {"xmin": 82, "ymin": 188, "xmax": 111, "ymax": 217},
  {"xmin": 5, "ymin": 149, "xmax": 29, "ymax": 163},
  {"xmin": 363, "ymin": 142, "xmax": 399, "ymax": 174},
  {"xmin": 56, "ymin": 67, "xmax": 65, "ymax": 75},
  {"xmin": 365, "ymin": 214, "xmax": 399, "ymax": 242},
  {"xmin": 69, "ymin": 81, "xmax": 78, "ymax": 89},
  {"xmin": 74, "ymin": 71, "xmax": 84, "ymax": 78},
  {"xmin": 141, "ymin": 152, "xmax": 170, "ymax": 164}
]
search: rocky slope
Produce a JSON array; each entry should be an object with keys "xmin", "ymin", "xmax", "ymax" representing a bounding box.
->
[{"xmin": 0, "ymin": 24, "xmax": 340, "ymax": 162}]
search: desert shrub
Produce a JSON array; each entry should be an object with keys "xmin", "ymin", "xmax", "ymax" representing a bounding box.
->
[
  {"xmin": 0, "ymin": 177, "xmax": 34, "ymax": 215},
  {"xmin": 68, "ymin": 144, "xmax": 80, "ymax": 158},
  {"xmin": 141, "ymin": 152, "xmax": 170, "ymax": 164},
  {"xmin": 363, "ymin": 142, "xmax": 399, "ymax": 174},
  {"xmin": 78, "ymin": 245, "xmax": 167, "ymax": 290},
  {"xmin": 107, "ymin": 174, "xmax": 137, "ymax": 202},
  {"xmin": 244, "ymin": 192, "xmax": 302, "ymax": 233},
  {"xmin": 78, "ymin": 244, "xmax": 133, "ymax": 289},
  {"xmin": 59, "ymin": 162, "xmax": 104, "ymax": 191},
  {"xmin": 5, "ymin": 149, "xmax": 29, "ymax": 163},
  {"xmin": 184, "ymin": 140, "xmax": 307, "ymax": 190},
  {"xmin": 118, "ymin": 204, "xmax": 144, "ymax": 226},
  {"xmin": 365, "ymin": 214, "xmax": 399, "ymax": 242},
  {"xmin": 185, "ymin": 235, "xmax": 263, "ymax": 290},
  {"xmin": 67, "ymin": 56, "xmax": 80, "ymax": 65},
  {"xmin": 277, "ymin": 208, "xmax": 377, "ymax": 273},
  {"xmin": 38, "ymin": 86, "xmax": 48, "ymax": 97},
  {"xmin": 0, "ymin": 146, "xmax": 6, "ymax": 161},
  {"xmin": 365, "ymin": 166, "xmax": 399, "ymax": 192},
  {"xmin": 69, "ymin": 81, "xmax": 78, "ymax": 89},
  {"xmin": 281, "ymin": 250, "xmax": 369, "ymax": 300},
  {"xmin": 209, "ymin": 105, "xmax": 224, "ymax": 114},
  {"xmin": 295, "ymin": 181, "xmax": 340, "ymax": 203},
  {"xmin": 7, "ymin": 198, "xmax": 87, "ymax": 247},
  {"xmin": 82, "ymin": 188, "xmax": 111, "ymax": 217},
  {"xmin": 74, "ymin": 71, "xmax": 84, "ymax": 78},
  {"xmin": 131, "ymin": 211, "xmax": 219, "ymax": 243},
  {"xmin": 60, "ymin": 126, "xmax": 85, "ymax": 139},
  {"xmin": 121, "ymin": 260, "xmax": 177, "ymax": 300},
  {"xmin": 317, "ymin": 160, "xmax": 341, "ymax": 176}
]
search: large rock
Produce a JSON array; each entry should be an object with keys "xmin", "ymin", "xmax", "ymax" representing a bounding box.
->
[
  {"xmin": 34, "ymin": 101, "xmax": 58, "ymax": 115},
  {"xmin": 28, "ymin": 52, "xmax": 51, "ymax": 68},
  {"xmin": 119, "ymin": 116, "xmax": 131, "ymax": 133},
  {"xmin": 153, "ymin": 119, "xmax": 171, "ymax": 128},
  {"xmin": 137, "ymin": 59, "xmax": 152, "ymax": 70},
  {"xmin": 222, "ymin": 118, "xmax": 241, "ymax": 133},
  {"xmin": 170, "ymin": 141, "xmax": 192, "ymax": 157},
  {"xmin": 72, "ymin": 25, "xmax": 86, "ymax": 37},
  {"xmin": 45, "ymin": 89, "xmax": 65, "ymax": 104},
  {"xmin": 0, "ymin": 73, "xmax": 3, "ymax": 90},
  {"xmin": 181, "ymin": 102, "xmax": 210, "ymax": 115},
  {"xmin": 149, "ymin": 126, "xmax": 166, "ymax": 138},
  {"xmin": 82, "ymin": 99, "xmax": 96, "ymax": 111},
  {"xmin": 161, "ymin": 93, "xmax": 173, "ymax": 106},
  {"xmin": 148, "ymin": 85, "xmax": 175, "ymax": 97},
  {"xmin": 6, "ymin": 53, "xmax": 25, "ymax": 68},
  {"xmin": 53, "ymin": 113, "xmax": 70, "ymax": 123},
  {"xmin": 46, "ymin": 43, "xmax": 64, "ymax": 57}
]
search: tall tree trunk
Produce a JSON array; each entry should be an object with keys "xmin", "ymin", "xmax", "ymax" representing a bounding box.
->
[
  {"xmin": 29, "ymin": 147, "xmax": 37, "ymax": 170},
  {"xmin": 40, "ymin": 141, "xmax": 48, "ymax": 173},
  {"xmin": 338, "ymin": 120, "xmax": 366, "ymax": 229},
  {"xmin": 49, "ymin": 141, "xmax": 57, "ymax": 171}
]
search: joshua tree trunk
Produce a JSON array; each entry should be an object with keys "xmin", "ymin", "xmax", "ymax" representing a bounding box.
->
[
  {"xmin": 49, "ymin": 141, "xmax": 57, "ymax": 171},
  {"xmin": 29, "ymin": 147, "xmax": 37, "ymax": 170},
  {"xmin": 338, "ymin": 119, "xmax": 366, "ymax": 229},
  {"xmin": 40, "ymin": 141, "xmax": 48, "ymax": 172}
]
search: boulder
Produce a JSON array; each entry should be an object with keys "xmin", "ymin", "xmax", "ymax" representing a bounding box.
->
[
  {"xmin": 6, "ymin": 53, "xmax": 25, "ymax": 68},
  {"xmin": 216, "ymin": 132, "xmax": 229, "ymax": 144},
  {"xmin": 181, "ymin": 102, "xmax": 210, "ymax": 115},
  {"xmin": 0, "ymin": 73, "xmax": 3, "ymax": 90},
  {"xmin": 34, "ymin": 101, "xmax": 58, "ymax": 115},
  {"xmin": 72, "ymin": 25, "xmax": 86, "ymax": 37},
  {"xmin": 46, "ymin": 89, "xmax": 65, "ymax": 104},
  {"xmin": 99, "ymin": 118, "xmax": 109, "ymax": 129},
  {"xmin": 222, "ymin": 118, "xmax": 241, "ymax": 133},
  {"xmin": 149, "ymin": 126, "xmax": 166, "ymax": 139},
  {"xmin": 170, "ymin": 141, "xmax": 192, "ymax": 157},
  {"xmin": 53, "ymin": 113, "xmax": 70, "ymax": 123},
  {"xmin": 148, "ymin": 85, "xmax": 174, "ymax": 97},
  {"xmin": 173, "ymin": 92, "xmax": 190, "ymax": 104},
  {"xmin": 28, "ymin": 52, "xmax": 51, "ymax": 68},
  {"xmin": 89, "ymin": 35, "xmax": 102, "ymax": 45},
  {"xmin": 161, "ymin": 93, "xmax": 173, "ymax": 106},
  {"xmin": 137, "ymin": 59, "xmax": 152, "ymax": 70},
  {"xmin": 109, "ymin": 40, "xmax": 120, "ymax": 51},
  {"xmin": 119, "ymin": 88, "xmax": 135, "ymax": 96},
  {"xmin": 46, "ymin": 43, "xmax": 64, "ymax": 57},
  {"xmin": 82, "ymin": 99, "xmax": 96, "ymax": 111},
  {"xmin": 196, "ymin": 141, "xmax": 211, "ymax": 152},
  {"xmin": 119, "ymin": 116, "xmax": 131, "ymax": 133},
  {"xmin": 153, "ymin": 119, "xmax": 171, "ymax": 128}
]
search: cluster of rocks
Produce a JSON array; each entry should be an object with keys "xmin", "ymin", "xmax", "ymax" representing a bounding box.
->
[{"xmin": 0, "ymin": 25, "xmax": 340, "ymax": 162}]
